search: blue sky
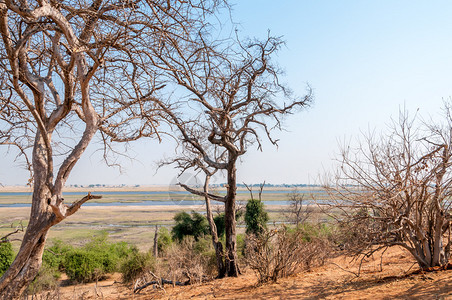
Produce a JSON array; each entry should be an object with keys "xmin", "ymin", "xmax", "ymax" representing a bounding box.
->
[{"xmin": 2, "ymin": 1, "xmax": 452, "ymax": 186}]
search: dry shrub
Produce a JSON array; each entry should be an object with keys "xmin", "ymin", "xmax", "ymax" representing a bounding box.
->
[
  {"xmin": 245, "ymin": 225, "xmax": 330, "ymax": 284},
  {"xmin": 159, "ymin": 235, "xmax": 216, "ymax": 285}
]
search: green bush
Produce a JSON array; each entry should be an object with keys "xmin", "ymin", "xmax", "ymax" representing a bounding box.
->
[
  {"xmin": 110, "ymin": 241, "xmax": 136, "ymax": 258},
  {"xmin": 62, "ymin": 235, "xmax": 135, "ymax": 283},
  {"xmin": 0, "ymin": 242, "xmax": 14, "ymax": 276},
  {"xmin": 172, "ymin": 211, "xmax": 209, "ymax": 241},
  {"xmin": 193, "ymin": 235, "xmax": 212, "ymax": 254},
  {"xmin": 120, "ymin": 251, "xmax": 155, "ymax": 283},
  {"xmin": 213, "ymin": 213, "xmax": 225, "ymax": 238},
  {"xmin": 43, "ymin": 240, "xmax": 73, "ymax": 271},
  {"xmin": 64, "ymin": 249, "xmax": 106, "ymax": 282},
  {"xmin": 245, "ymin": 199, "xmax": 269, "ymax": 235},
  {"xmin": 236, "ymin": 233, "xmax": 246, "ymax": 258},
  {"xmin": 157, "ymin": 227, "xmax": 173, "ymax": 254}
]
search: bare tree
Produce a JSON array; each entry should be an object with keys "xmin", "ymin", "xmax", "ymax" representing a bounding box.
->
[
  {"xmin": 154, "ymin": 35, "xmax": 312, "ymax": 277},
  {"xmin": 0, "ymin": 0, "xmax": 223, "ymax": 297},
  {"xmin": 325, "ymin": 108, "xmax": 452, "ymax": 270},
  {"xmin": 285, "ymin": 189, "xmax": 311, "ymax": 226}
]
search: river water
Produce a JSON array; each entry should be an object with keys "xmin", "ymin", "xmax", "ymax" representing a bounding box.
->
[{"xmin": 0, "ymin": 190, "xmax": 325, "ymax": 207}]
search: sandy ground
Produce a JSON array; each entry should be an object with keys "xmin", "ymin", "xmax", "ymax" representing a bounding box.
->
[{"xmin": 37, "ymin": 247, "xmax": 452, "ymax": 300}]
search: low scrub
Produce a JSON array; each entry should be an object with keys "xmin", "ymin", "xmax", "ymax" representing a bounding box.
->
[
  {"xmin": 161, "ymin": 235, "xmax": 217, "ymax": 284},
  {"xmin": 245, "ymin": 224, "xmax": 331, "ymax": 285},
  {"xmin": 120, "ymin": 251, "xmax": 155, "ymax": 283}
]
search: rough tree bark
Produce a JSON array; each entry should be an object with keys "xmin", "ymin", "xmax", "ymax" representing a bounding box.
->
[{"xmin": 224, "ymin": 157, "xmax": 239, "ymax": 276}]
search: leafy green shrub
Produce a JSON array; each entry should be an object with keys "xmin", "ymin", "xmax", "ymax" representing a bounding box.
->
[
  {"xmin": 43, "ymin": 240, "xmax": 73, "ymax": 271},
  {"xmin": 64, "ymin": 248, "xmax": 106, "ymax": 282},
  {"xmin": 245, "ymin": 199, "xmax": 269, "ymax": 235},
  {"xmin": 0, "ymin": 241, "xmax": 14, "ymax": 276},
  {"xmin": 172, "ymin": 211, "xmax": 209, "ymax": 241},
  {"xmin": 157, "ymin": 227, "xmax": 173, "ymax": 255},
  {"xmin": 63, "ymin": 235, "xmax": 135, "ymax": 283},
  {"xmin": 236, "ymin": 233, "xmax": 246, "ymax": 258},
  {"xmin": 120, "ymin": 251, "xmax": 155, "ymax": 283},
  {"xmin": 110, "ymin": 241, "xmax": 135, "ymax": 258},
  {"xmin": 193, "ymin": 235, "xmax": 211, "ymax": 254},
  {"xmin": 213, "ymin": 213, "xmax": 225, "ymax": 238}
]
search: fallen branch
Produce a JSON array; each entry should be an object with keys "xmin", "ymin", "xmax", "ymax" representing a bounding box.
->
[
  {"xmin": 411, "ymin": 263, "xmax": 452, "ymax": 274},
  {"xmin": 133, "ymin": 278, "xmax": 189, "ymax": 293},
  {"xmin": 331, "ymin": 262, "xmax": 360, "ymax": 278}
]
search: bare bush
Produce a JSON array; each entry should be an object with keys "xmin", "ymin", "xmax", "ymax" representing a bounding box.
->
[
  {"xmin": 325, "ymin": 108, "xmax": 452, "ymax": 269},
  {"xmin": 162, "ymin": 236, "xmax": 216, "ymax": 285},
  {"xmin": 285, "ymin": 189, "xmax": 312, "ymax": 226},
  {"xmin": 244, "ymin": 226, "xmax": 330, "ymax": 284}
]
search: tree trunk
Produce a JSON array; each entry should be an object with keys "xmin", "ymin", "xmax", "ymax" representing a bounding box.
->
[
  {"xmin": 204, "ymin": 176, "xmax": 226, "ymax": 278},
  {"xmin": 153, "ymin": 225, "xmax": 159, "ymax": 258},
  {"xmin": 0, "ymin": 226, "xmax": 49, "ymax": 298},
  {"xmin": 432, "ymin": 214, "xmax": 446, "ymax": 266},
  {"xmin": 0, "ymin": 180, "xmax": 55, "ymax": 298},
  {"xmin": 0, "ymin": 129, "xmax": 97, "ymax": 298},
  {"xmin": 224, "ymin": 160, "xmax": 239, "ymax": 277}
]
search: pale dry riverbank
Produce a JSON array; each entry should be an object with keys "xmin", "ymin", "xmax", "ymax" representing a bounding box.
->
[{"xmin": 0, "ymin": 204, "xmax": 292, "ymax": 252}]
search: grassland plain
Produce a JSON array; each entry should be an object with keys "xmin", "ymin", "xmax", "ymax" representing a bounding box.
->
[
  {"xmin": 0, "ymin": 204, "xmax": 300, "ymax": 252},
  {"xmin": 0, "ymin": 184, "xmax": 312, "ymax": 251}
]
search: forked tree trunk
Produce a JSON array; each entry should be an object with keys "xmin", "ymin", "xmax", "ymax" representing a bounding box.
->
[
  {"xmin": 204, "ymin": 176, "xmax": 226, "ymax": 278},
  {"xmin": 224, "ymin": 161, "xmax": 239, "ymax": 277},
  {"xmin": 406, "ymin": 213, "xmax": 449, "ymax": 269},
  {"xmin": 0, "ymin": 126, "xmax": 98, "ymax": 299}
]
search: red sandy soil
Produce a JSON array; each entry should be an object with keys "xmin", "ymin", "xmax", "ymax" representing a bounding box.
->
[{"xmin": 36, "ymin": 246, "xmax": 452, "ymax": 299}]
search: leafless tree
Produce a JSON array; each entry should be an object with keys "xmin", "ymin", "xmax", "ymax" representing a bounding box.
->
[
  {"xmin": 285, "ymin": 189, "xmax": 311, "ymax": 226},
  {"xmin": 0, "ymin": 0, "xmax": 224, "ymax": 297},
  {"xmin": 154, "ymin": 34, "xmax": 312, "ymax": 277},
  {"xmin": 325, "ymin": 108, "xmax": 452, "ymax": 270}
]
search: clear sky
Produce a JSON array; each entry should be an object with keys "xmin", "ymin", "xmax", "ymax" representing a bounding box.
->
[{"xmin": 2, "ymin": 1, "xmax": 452, "ymax": 186}]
